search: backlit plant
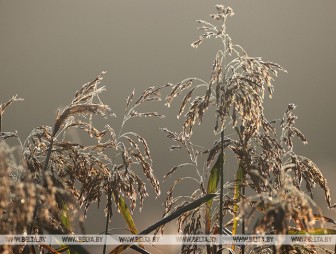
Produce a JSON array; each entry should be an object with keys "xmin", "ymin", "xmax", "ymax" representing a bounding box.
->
[{"xmin": 1, "ymin": 4, "xmax": 335, "ymax": 254}]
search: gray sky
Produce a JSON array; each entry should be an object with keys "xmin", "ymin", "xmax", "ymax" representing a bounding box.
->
[{"xmin": 1, "ymin": 1, "xmax": 335, "ymax": 252}]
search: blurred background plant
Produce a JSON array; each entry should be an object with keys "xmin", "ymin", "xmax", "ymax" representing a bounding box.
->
[{"xmin": 0, "ymin": 73, "xmax": 166, "ymax": 254}]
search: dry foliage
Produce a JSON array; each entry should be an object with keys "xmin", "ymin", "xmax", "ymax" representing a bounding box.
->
[
  {"xmin": 0, "ymin": 73, "xmax": 166, "ymax": 254},
  {"xmin": 0, "ymin": 4, "xmax": 335, "ymax": 254},
  {"xmin": 161, "ymin": 4, "xmax": 336, "ymax": 254}
]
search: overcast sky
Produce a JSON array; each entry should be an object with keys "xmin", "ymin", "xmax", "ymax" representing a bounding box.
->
[{"xmin": 1, "ymin": 1, "xmax": 335, "ymax": 252}]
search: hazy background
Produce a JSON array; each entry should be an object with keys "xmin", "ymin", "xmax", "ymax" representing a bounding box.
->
[{"xmin": 1, "ymin": 1, "xmax": 336, "ymax": 253}]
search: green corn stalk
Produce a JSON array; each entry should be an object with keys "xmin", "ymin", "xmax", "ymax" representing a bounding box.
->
[
  {"xmin": 60, "ymin": 202, "xmax": 72, "ymax": 254},
  {"xmin": 60, "ymin": 202, "xmax": 71, "ymax": 232},
  {"xmin": 111, "ymin": 195, "xmax": 146, "ymax": 252},
  {"xmin": 231, "ymin": 164, "xmax": 244, "ymax": 251},
  {"xmin": 117, "ymin": 196, "xmax": 139, "ymax": 235},
  {"xmin": 205, "ymin": 154, "xmax": 224, "ymax": 235}
]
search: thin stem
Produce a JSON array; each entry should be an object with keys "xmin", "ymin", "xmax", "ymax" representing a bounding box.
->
[
  {"xmin": 219, "ymin": 22, "xmax": 227, "ymax": 252},
  {"xmin": 102, "ymin": 211, "xmax": 109, "ymax": 254},
  {"xmin": 219, "ymin": 130, "xmax": 224, "ymax": 253},
  {"xmin": 103, "ymin": 189, "xmax": 112, "ymax": 254},
  {"xmin": 241, "ymin": 167, "xmax": 245, "ymax": 254}
]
